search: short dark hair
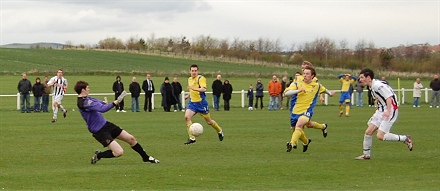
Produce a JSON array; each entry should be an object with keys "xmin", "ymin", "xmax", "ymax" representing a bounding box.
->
[
  {"xmin": 190, "ymin": 64, "xmax": 198, "ymax": 70},
  {"xmin": 360, "ymin": 68, "xmax": 374, "ymax": 79},
  {"xmin": 303, "ymin": 66, "xmax": 316, "ymax": 77},
  {"xmin": 74, "ymin": 81, "xmax": 89, "ymax": 94}
]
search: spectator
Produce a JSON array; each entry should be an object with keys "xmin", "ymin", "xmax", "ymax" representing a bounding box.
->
[
  {"xmin": 32, "ymin": 77, "xmax": 45, "ymax": 112},
  {"xmin": 171, "ymin": 77, "xmax": 183, "ymax": 112},
  {"xmin": 413, "ymin": 78, "xmax": 423, "ymax": 108},
  {"xmin": 247, "ymin": 83, "xmax": 254, "ymax": 110},
  {"xmin": 160, "ymin": 77, "xmax": 177, "ymax": 112},
  {"xmin": 142, "ymin": 73, "xmax": 155, "ymax": 112},
  {"xmin": 381, "ymin": 76, "xmax": 388, "ymax": 84},
  {"xmin": 254, "ymin": 79, "xmax": 264, "ymax": 110},
  {"xmin": 42, "ymin": 76, "xmax": 51, "ymax": 112},
  {"xmin": 429, "ymin": 74, "xmax": 440, "ymax": 108},
  {"xmin": 355, "ymin": 78, "xmax": 364, "ymax": 107},
  {"xmin": 268, "ymin": 75, "xmax": 282, "ymax": 110},
  {"xmin": 222, "ymin": 79, "xmax": 233, "ymax": 111},
  {"xmin": 17, "ymin": 72, "xmax": 32, "ymax": 113},
  {"xmin": 212, "ymin": 74, "xmax": 222, "ymax": 111},
  {"xmin": 279, "ymin": 76, "xmax": 287, "ymax": 110},
  {"xmin": 129, "ymin": 77, "xmax": 141, "ymax": 112},
  {"xmin": 112, "ymin": 76, "xmax": 126, "ymax": 112}
]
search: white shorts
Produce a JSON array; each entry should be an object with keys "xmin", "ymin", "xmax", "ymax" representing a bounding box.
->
[
  {"xmin": 53, "ymin": 95, "xmax": 64, "ymax": 104},
  {"xmin": 367, "ymin": 109, "xmax": 398, "ymax": 133}
]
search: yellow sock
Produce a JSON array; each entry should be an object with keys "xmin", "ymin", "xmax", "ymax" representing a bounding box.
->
[
  {"xmin": 346, "ymin": 105, "xmax": 350, "ymax": 115},
  {"xmin": 310, "ymin": 122, "xmax": 325, "ymax": 130},
  {"xmin": 298, "ymin": 129, "xmax": 308, "ymax": 144},
  {"xmin": 186, "ymin": 121, "xmax": 195, "ymax": 139},
  {"xmin": 339, "ymin": 104, "xmax": 343, "ymax": 112},
  {"xmin": 210, "ymin": 120, "xmax": 222, "ymax": 133},
  {"xmin": 290, "ymin": 128, "xmax": 302, "ymax": 145}
]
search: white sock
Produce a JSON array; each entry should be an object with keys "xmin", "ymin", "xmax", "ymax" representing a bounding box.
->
[
  {"xmin": 363, "ymin": 135, "xmax": 372, "ymax": 157},
  {"xmin": 384, "ymin": 133, "xmax": 406, "ymax": 142},
  {"xmin": 59, "ymin": 105, "xmax": 66, "ymax": 112},
  {"xmin": 53, "ymin": 107, "xmax": 58, "ymax": 119}
]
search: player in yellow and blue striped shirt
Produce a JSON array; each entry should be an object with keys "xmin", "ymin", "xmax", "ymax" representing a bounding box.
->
[
  {"xmin": 183, "ymin": 64, "xmax": 224, "ymax": 145},
  {"xmin": 285, "ymin": 66, "xmax": 335, "ymax": 152},
  {"xmin": 338, "ymin": 73, "xmax": 357, "ymax": 117}
]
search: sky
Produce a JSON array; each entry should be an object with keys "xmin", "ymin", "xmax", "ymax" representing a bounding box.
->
[{"xmin": 0, "ymin": 0, "xmax": 439, "ymax": 50}]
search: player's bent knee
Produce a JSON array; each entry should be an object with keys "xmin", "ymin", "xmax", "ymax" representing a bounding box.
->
[{"xmin": 113, "ymin": 149, "xmax": 124, "ymax": 157}]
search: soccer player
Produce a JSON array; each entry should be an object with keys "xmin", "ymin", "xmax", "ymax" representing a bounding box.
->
[
  {"xmin": 289, "ymin": 62, "xmax": 328, "ymax": 137},
  {"xmin": 285, "ymin": 66, "xmax": 335, "ymax": 152},
  {"xmin": 74, "ymin": 80, "xmax": 159, "ymax": 164},
  {"xmin": 183, "ymin": 64, "xmax": 224, "ymax": 144},
  {"xmin": 355, "ymin": 68, "xmax": 413, "ymax": 160},
  {"xmin": 47, "ymin": 69, "xmax": 68, "ymax": 123},
  {"xmin": 337, "ymin": 73, "xmax": 357, "ymax": 117}
]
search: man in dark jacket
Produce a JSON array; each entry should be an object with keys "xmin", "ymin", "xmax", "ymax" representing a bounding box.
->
[
  {"xmin": 32, "ymin": 77, "xmax": 45, "ymax": 112},
  {"xmin": 212, "ymin": 74, "xmax": 222, "ymax": 111},
  {"xmin": 430, "ymin": 74, "xmax": 440, "ymax": 108},
  {"xmin": 222, "ymin": 80, "xmax": 233, "ymax": 111},
  {"xmin": 112, "ymin": 76, "xmax": 125, "ymax": 112},
  {"xmin": 129, "ymin": 77, "xmax": 141, "ymax": 112},
  {"xmin": 42, "ymin": 76, "xmax": 51, "ymax": 112},
  {"xmin": 17, "ymin": 73, "xmax": 32, "ymax": 113},
  {"xmin": 142, "ymin": 73, "xmax": 155, "ymax": 112},
  {"xmin": 172, "ymin": 77, "xmax": 183, "ymax": 111},
  {"xmin": 255, "ymin": 78, "xmax": 264, "ymax": 110}
]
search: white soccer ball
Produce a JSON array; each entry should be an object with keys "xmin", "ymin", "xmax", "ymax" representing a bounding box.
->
[
  {"xmin": 189, "ymin": 123, "xmax": 204, "ymax": 137},
  {"xmin": 248, "ymin": 106, "xmax": 253, "ymax": 111}
]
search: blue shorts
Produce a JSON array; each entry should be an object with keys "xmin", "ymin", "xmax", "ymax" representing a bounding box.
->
[
  {"xmin": 187, "ymin": 100, "xmax": 210, "ymax": 114},
  {"xmin": 339, "ymin": 92, "xmax": 351, "ymax": 103},
  {"xmin": 290, "ymin": 112, "xmax": 313, "ymax": 127}
]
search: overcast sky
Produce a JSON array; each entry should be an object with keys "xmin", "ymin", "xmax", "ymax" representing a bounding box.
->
[{"xmin": 1, "ymin": 0, "xmax": 439, "ymax": 49}]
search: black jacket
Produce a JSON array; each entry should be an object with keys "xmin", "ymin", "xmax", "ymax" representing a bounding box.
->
[
  {"xmin": 142, "ymin": 79, "xmax": 155, "ymax": 93},
  {"xmin": 32, "ymin": 82, "xmax": 45, "ymax": 97},
  {"xmin": 212, "ymin": 80, "xmax": 223, "ymax": 96},
  {"xmin": 255, "ymin": 82, "xmax": 264, "ymax": 97},
  {"xmin": 430, "ymin": 79, "xmax": 440, "ymax": 91},
  {"xmin": 172, "ymin": 81, "xmax": 183, "ymax": 96},
  {"xmin": 222, "ymin": 82, "xmax": 233, "ymax": 101},
  {"xmin": 129, "ymin": 82, "xmax": 141, "ymax": 98},
  {"xmin": 112, "ymin": 81, "xmax": 124, "ymax": 94},
  {"xmin": 18, "ymin": 79, "xmax": 32, "ymax": 94}
]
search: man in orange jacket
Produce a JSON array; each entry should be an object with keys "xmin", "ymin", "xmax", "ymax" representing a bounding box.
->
[{"xmin": 268, "ymin": 75, "xmax": 282, "ymax": 110}]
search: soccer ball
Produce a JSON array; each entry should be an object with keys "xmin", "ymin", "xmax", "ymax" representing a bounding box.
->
[
  {"xmin": 248, "ymin": 106, "xmax": 254, "ymax": 111},
  {"xmin": 189, "ymin": 123, "xmax": 204, "ymax": 137}
]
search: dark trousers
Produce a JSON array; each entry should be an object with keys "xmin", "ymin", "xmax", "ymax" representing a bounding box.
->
[
  {"xmin": 42, "ymin": 94, "xmax": 49, "ymax": 112},
  {"xmin": 115, "ymin": 93, "xmax": 124, "ymax": 110},
  {"xmin": 173, "ymin": 94, "xmax": 183, "ymax": 111},
  {"xmin": 255, "ymin": 96, "xmax": 263, "ymax": 109},
  {"xmin": 224, "ymin": 99, "xmax": 230, "ymax": 111},
  {"xmin": 248, "ymin": 98, "xmax": 254, "ymax": 108},
  {"xmin": 144, "ymin": 92, "xmax": 153, "ymax": 112}
]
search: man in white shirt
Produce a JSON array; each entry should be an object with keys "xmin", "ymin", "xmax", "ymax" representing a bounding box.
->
[
  {"xmin": 355, "ymin": 68, "xmax": 413, "ymax": 160},
  {"xmin": 47, "ymin": 69, "xmax": 68, "ymax": 123}
]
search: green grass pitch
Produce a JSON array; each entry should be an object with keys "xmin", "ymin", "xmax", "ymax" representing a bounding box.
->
[{"xmin": 0, "ymin": 104, "xmax": 439, "ymax": 190}]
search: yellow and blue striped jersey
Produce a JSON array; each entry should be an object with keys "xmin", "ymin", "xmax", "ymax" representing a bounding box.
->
[
  {"xmin": 285, "ymin": 80, "xmax": 327, "ymax": 114},
  {"xmin": 339, "ymin": 78, "xmax": 355, "ymax": 92},
  {"xmin": 188, "ymin": 75, "xmax": 206, "ymax": 102}
]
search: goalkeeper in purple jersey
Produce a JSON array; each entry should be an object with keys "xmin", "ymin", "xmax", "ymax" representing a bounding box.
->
[{"xmin": 74, "ymin": 80, "xmax": 159, "ymax": 164}]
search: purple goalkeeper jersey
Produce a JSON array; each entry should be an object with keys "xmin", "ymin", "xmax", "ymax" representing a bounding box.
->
[{"xmin": 78, "ymin": 96, "xmax": 114, "ymax": 133}]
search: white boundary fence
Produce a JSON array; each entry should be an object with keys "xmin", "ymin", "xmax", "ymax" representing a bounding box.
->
[{"xmin": 2, "ymin": 88, "xmax": 434, "ymax": 110}]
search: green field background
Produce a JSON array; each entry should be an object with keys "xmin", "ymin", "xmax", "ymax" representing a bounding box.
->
[{"xmin": 1, "ymin": 48, "xmax": 439, "ymax": 190}]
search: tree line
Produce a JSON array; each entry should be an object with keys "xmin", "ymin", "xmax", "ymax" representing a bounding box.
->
[{"xmin": 64, "ymin": 34, "xmax": 440, "ymax": 74}]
